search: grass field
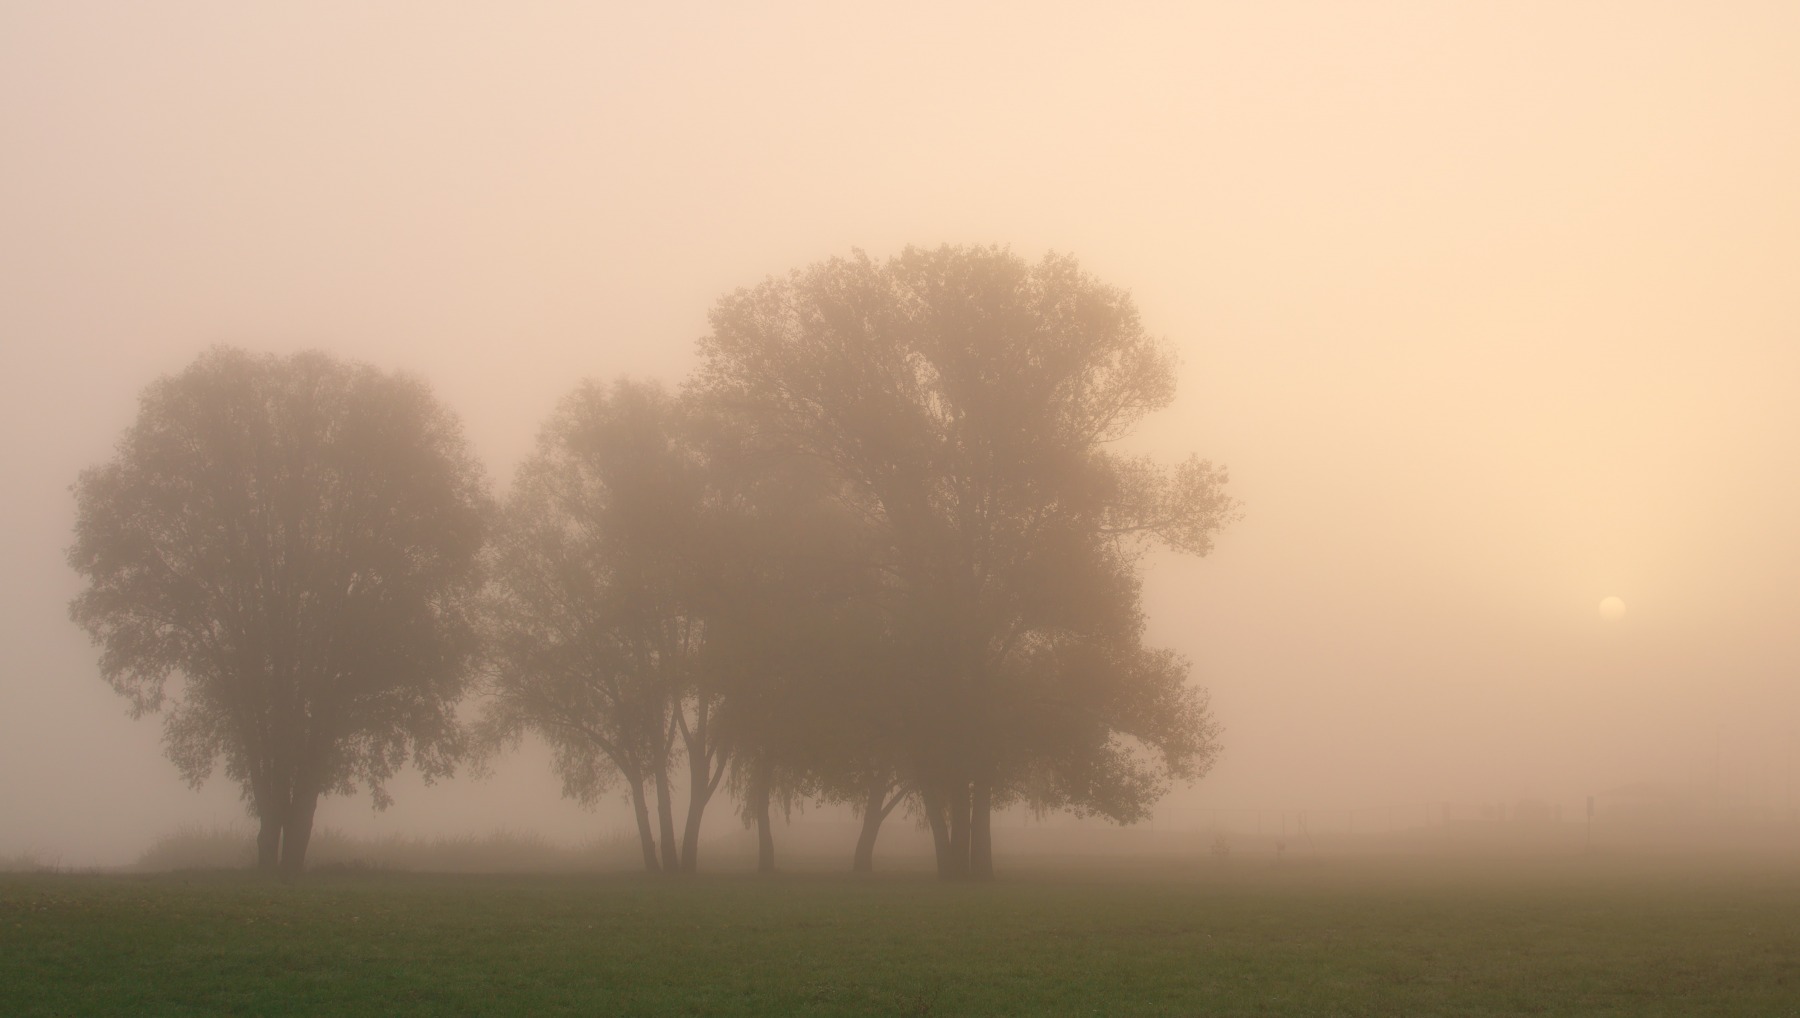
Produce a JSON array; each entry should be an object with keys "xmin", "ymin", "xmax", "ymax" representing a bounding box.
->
[{"xmin": 4, "ymin": 855, "xmax": 1798, "ymax": 1016}]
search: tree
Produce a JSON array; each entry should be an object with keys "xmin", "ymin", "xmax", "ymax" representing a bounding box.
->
[
  {"xmin": 481, "ymin": 379, "xmax": 730, "ymax": 874},
  {"xmin": 695, "ymin": 448, "xmax": 833, "ymax": 873},
  {"xmin": 68, "ymin": 347, "xmax": 489, "ymax": 875},
  {"xmin": 693, "ymin": 427, "xmax": 900, "ymax": 873},
  {"xmin": 697, "ymin": 246, "xmax": 1235, "ymax": 878},
  {"xmin": 680, "ymin": 389, "xmax": 938, "ymax": 875}
]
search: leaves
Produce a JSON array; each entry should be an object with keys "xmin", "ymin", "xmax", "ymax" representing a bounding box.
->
[
  {"xmin": 68, "ymin": 347, "xmax": 490, "ymax": 820},
  {"xmin": 697, "ymin": 245, "xmax": 1235, "ymax": 827}
]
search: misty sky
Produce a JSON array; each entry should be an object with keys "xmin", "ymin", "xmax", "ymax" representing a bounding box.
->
[{"xmin": 4, "ymin": 2, "xmax": 1798, "ymax": 866}]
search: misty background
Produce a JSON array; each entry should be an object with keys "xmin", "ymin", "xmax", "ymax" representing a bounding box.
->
[{"xmin": 4, "ymin": 2, "xmax": 1797, "ymax": 867}]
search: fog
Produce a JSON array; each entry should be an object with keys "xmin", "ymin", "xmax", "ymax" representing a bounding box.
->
[{"xmin": 4, "ymin": 2, "xmax": 1797, "ymax": 869}]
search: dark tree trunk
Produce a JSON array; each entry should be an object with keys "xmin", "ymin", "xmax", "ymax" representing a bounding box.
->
[
  {"xmin": 852, "ymin": 776, "xmax": 890, "ymax": 874},
  {"xmin": 751, "ymin": 757, "xmax": 775, "ymax": 874},
  {"xmin": 945, "ymin": 780, "xmax": 972, "ymax": 880},
  {"xmin": 256, "ymin": 813, "xmax": 282, "ymax": 872},
  {"xmin": 678, "ymin": 698, "xmax": 726, "ymax": 875},
  {"xmin": 681, "ymin": 759, "xmax": 709, "ymax": 874},
  {"xmin": 654, "ymin": 764, "xmax": 681, "ymax": 874},
  {"xmin": 924, "ymin": 781, "xmax": 972, "ymax": 879},
  {"xmin": 628, "ymin": 776, "xmax": 660, "ymax": 873},
  {"xmin": 754, "ymin": 801, "xmax": 775, "ymax": 874},
  {"xmin": 970, "ymin": 774, "xmax": 994, "ymax": 880},
  {"xmin": 922, "ymin": 783, "xmax": 949, "ymax": 875},
  {"xmin": 278, "ymin": 790, "xmax": 318, "ymax": 878}
]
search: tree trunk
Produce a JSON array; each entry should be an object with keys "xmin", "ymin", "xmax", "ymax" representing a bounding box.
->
[
  {"xmin": 256, "ymin": 813, "xmax": 282, "ymax": 872},
  {"xmin": 278, "ymin": 790, "xmax": 318, "ymax": 878},
  {"xmin": 251, "ymin": 773, "xmax": 281, "ymax": 872},
  {"xmin": 921, "ymin": 787, "xmax": 950, "ymax": 881},
  {"xmin": 678, "ymin": 697, "xmax": 727, "ymax": 875},
  {"xmin": 751, "ymin": 757, "xmax": 775, "ymax": 874},
  {"xmin": 945, "ymin": 780, "xmax": 972, "ymax": 880},
  {"xmin": 852, "ymin": 776, "xmax": 889, "ymax": 874},
  {"xmin": 970, "ymin": 774, "xmax": 994, "ymax": 880},
  {"xmin": 628, "ymin": 776, "xmax": 660, "ymax": 873},
  {"xmin": 922, "ymin": 778, "xmax": 981, "ymax": 879},
  {"xmin": 680, "ymin": 754, "xmax": 710, "ymax": 874},
  {"xmin": 654, "ymin": 763, "xmax": 681, "ymax": 874}
]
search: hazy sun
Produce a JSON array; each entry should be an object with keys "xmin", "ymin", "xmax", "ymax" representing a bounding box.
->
[{"xmin": 1598, "ymin": 596, "xmax": 1626, "ymax": 621}]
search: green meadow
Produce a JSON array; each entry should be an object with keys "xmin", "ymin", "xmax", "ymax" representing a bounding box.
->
[{"xmin": 5, "ymin": 855, "xmax": 1798, "ymax": 1016}]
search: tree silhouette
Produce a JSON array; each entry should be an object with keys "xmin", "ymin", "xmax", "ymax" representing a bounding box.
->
[
  {"xmin": 482, "ymin": 380, "xmax": 731, "ymax": 874},
  {"xmin": 68, "ymin": 348, "xmax": 489, "ymax": 875},
  {"xmin": 692, "ymin": 417, "xmax": 895, "ymax": 872},
  {"xmin": 699, "ymin": 246, "xmax": 1234, "ymax": 878}
]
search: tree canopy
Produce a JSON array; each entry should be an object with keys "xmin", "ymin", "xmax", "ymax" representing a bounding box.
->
[
  {"xmin": 69, "ymin": 247, "xmax": 1235, "ymax": 881},
  {"xmin": 68, "ymin": 348, "xmax": 490, "ymax": 874},
  {"xmin": 697, "ymin": 245, "xmax": 1234, "ymax": 877},
  {"xmin": 481, "ymin": 380, "xmax": 735, "ymax": 874}
]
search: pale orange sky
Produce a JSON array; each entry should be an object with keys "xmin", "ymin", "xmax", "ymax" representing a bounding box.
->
[{"xmin": 4, "ymin": 2, "xmax": 1797, "ymax": 865}]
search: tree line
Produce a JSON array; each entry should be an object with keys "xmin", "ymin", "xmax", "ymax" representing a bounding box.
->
[{"xmin": 67, "ymin": 246, "xmax": 1237, "ymax": 879}]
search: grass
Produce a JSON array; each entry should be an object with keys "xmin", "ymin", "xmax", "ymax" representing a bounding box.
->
[
  {"xmin": 3, "ymin": 855, "xmax": 1798, "ymax": 1016},
  {"xmin": 0, "ymin": 852, "xmax": 64, "ymax": 874},
  {"xmin": 130, "ymin": 824, "xmax": 643, "ymax": 874}
]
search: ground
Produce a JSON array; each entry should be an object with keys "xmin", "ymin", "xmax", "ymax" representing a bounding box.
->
[{"xmin": 4, "ymin": 854, "xmax": 1797, "ymax": 1016}]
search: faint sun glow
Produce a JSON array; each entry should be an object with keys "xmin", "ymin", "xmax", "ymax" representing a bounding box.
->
[{"xmin": 1598, "ymin": 596, "xmax": 1627, "ymax": 621}]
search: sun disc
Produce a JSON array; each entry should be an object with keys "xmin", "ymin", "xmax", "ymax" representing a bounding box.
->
[{"xmin": 1598, "ymin": 596, "xmax": 1626, "ymax": 621}]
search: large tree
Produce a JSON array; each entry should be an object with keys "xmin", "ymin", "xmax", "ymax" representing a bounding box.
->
[
  {"xmin": 698, "ymin": 246, "xmax": 1235, "ymax": 878},
  {"xmin": 691, "ymin": 422, "xmax": 898, "ymax": 873},
  {"xmin": 481, "ymin": 379, "xmax": 731, "ymax": 874},
  {"xmin": 68, "ymin": 347, "xmax": 489, "ymax": 875}
]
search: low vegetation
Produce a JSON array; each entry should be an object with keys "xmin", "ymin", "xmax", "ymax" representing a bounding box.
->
[
  {"xmin": 6, "ymin": 856, "xmax": 1797, "ymax": 1016},
  {"xmin": 0, "ymin": 852, "xmax": 63, "ymax": 875},
  {"xmin": 130, "ymin": 825, "xmax": 645, "ymax": 874}
]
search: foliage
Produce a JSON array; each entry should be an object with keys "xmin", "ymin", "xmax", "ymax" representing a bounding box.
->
[
  {"xmin": 697, "ymin": 245, "xmax": 1235, "ymax": 876},
  {"xmin": 65, "ymin": 247, "xmax": 1232, "ymax": 882},
  {"xmin": 480, "ymin": 380, "xmax": 727, "ymax": 873},
  {"xmin": 692, "ymin": 418, "xmax": 899, "ymax": 870},
  {"xmin": 68, "ymin": 348, "xmax": 490, "ymax": 874}
]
